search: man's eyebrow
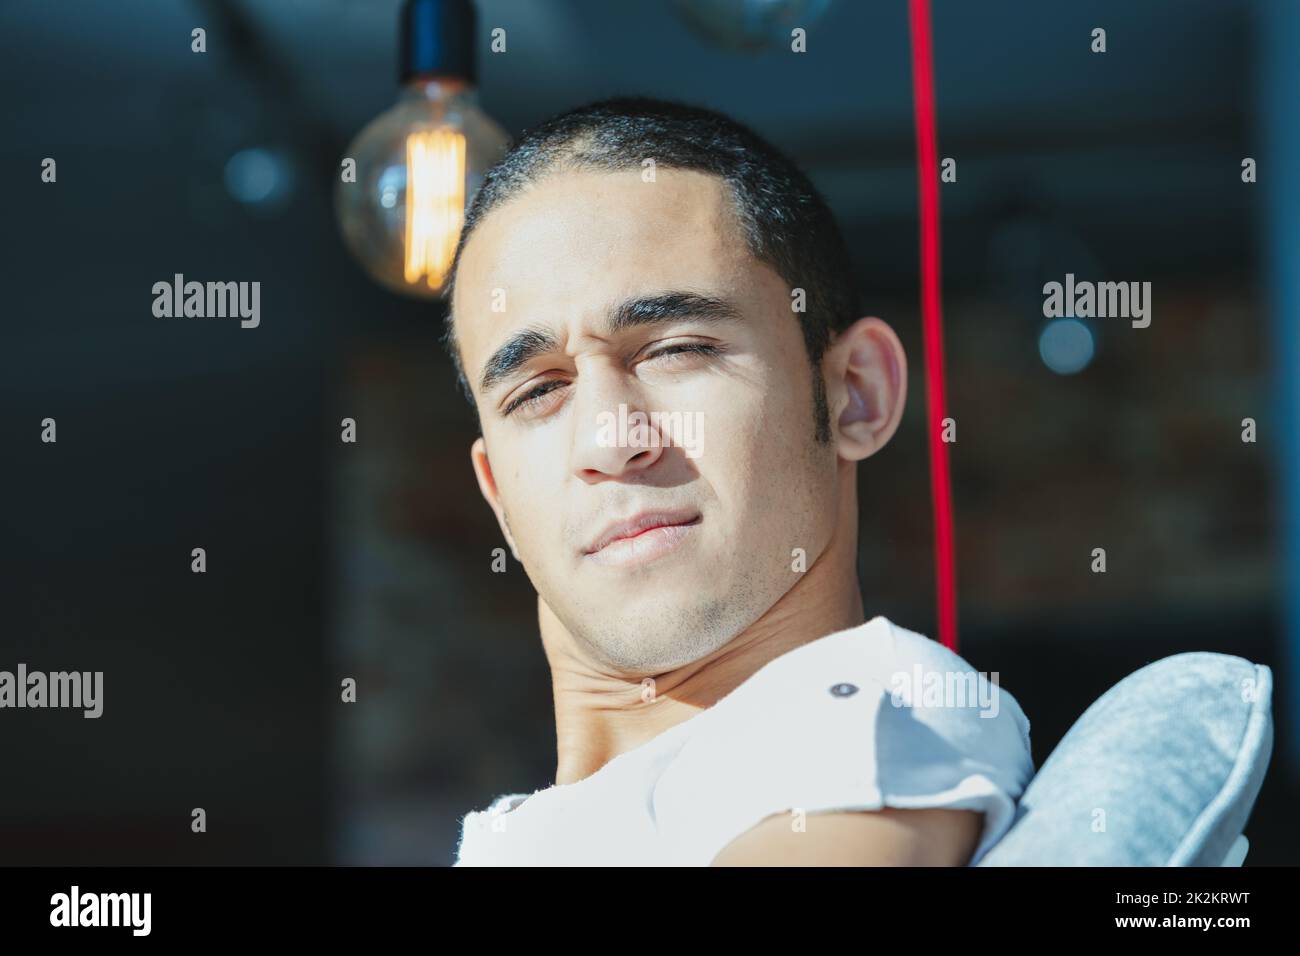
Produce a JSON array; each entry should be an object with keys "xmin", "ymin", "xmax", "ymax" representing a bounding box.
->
[
  {"xmin": 606, "ymin": 291, "xmax": 742, "ymax": 334},
  {"xmin": 479, "ymin": 326, "xmax": 561, "ymax": 394},
  {"xmin": 478, "ymin": 291, "xmax": 741, "ymax": 395}
]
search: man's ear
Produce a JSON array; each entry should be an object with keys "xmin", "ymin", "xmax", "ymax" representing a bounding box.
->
[
  {"xmin": 470, "ymin": 436, "xmax": 521, "ymax": 561},
  {"xmin": 824, "ymin": 316, "xmax": 908, "ymax": 461}
]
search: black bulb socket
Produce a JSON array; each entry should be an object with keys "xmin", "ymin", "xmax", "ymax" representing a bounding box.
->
[{"xmin": 400, "ymin": 0, "xmax": 476, "ymax": 84}]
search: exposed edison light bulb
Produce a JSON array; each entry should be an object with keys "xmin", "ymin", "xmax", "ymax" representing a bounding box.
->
[
  {"xmin": 336, "ymin": 0, "xmax": 508, "ymax": 299},
  {"xmin": 404, "ymin": 127, "xmax": 466, "ymax": 288}
]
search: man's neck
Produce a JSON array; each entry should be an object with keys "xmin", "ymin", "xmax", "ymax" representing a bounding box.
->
[{"xmin": 539, "ymin": 516, "xmax": 865, "ymax": 787}]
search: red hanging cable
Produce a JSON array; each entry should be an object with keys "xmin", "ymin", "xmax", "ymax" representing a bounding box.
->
[{"xmin": 907, "ymin": 0, "xmax": 958, "ymax": 653}]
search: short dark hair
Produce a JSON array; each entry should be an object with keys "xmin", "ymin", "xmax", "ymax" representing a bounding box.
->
[{"xmin": 443, "ymin": 96, "xmax": 859, "ymax": 442}]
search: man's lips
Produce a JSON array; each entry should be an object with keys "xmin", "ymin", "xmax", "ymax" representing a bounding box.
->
[{"xmin": 583, "ymin": 509, "xmax": 702, "ymax": 556}]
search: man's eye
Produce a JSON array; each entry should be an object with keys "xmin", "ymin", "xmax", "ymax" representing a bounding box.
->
[
  {"xmin": 503, "ymin": 380, "xmax": 566, "ymax": 417},
  {"xmin": 643, "ymin": 342, "xmax": 722, "ymax": 363},
  {"xmin": 502, "ymin": 344, "xmax": 722, "ymax": 417}
]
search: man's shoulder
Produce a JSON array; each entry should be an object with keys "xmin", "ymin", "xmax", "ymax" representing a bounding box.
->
[
  {"xmin": 666, "ymin": 617, "xmax": 908, "ymax": 760},
  {"xmin": 732, "ymin": 615, "xmax": 957, "ymax": 704},
  {"xmin": 651, "ymin": 616, "xmax": 1035, "ymax": 864},
  {"xmin": 662, "ymin": 614, "xmax": 1032, "ymax": 784},
  {"xmin": 744, "ymin": 615, "xmax": 1030, "ymax": 743}
]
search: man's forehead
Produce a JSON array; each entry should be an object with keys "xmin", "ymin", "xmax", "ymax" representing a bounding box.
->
[{"xmin": 451, "ymin": 166, "xmax": 749, "ymax": 359}]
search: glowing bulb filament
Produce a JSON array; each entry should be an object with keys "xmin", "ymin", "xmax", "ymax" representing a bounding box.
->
[{"xmin": 404, "ymin": 128, "xmax": 467, "ymax": 290}]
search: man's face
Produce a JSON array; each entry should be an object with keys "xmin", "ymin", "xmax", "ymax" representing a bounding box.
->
[{"xmin": 453, "ymin": 167, "xmax": 841, "ymax": 673}]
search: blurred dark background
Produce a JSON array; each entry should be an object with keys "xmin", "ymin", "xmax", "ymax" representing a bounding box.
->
[{"xmin": 0, "ymin": 0, "xmax": 1296, "ymax": 865}]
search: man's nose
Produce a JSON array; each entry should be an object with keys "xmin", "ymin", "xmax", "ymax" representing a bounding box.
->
[{"xmin": 569, "ymin": 369, "xmax": 665, "ymax": 482}]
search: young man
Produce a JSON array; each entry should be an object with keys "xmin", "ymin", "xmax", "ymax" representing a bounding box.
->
[{"xmin": 445, "ymin": 97, "xmax": 1033, "ymax": 866}]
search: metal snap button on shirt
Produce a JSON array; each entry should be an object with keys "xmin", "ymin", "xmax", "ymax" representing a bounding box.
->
[{"xmin": 829, "ymin": 682, "xmax": 859, "ymax": 697}]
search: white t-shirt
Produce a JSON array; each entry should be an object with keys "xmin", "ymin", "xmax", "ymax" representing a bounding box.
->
[{"xmin": 454, "ymin": 615, "xmax": 1034, "ymax": 866}]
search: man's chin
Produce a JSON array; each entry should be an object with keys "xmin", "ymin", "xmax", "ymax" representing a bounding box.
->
[{"xmin": 570, "ymin": 592, "xmax": 740, "ymax": 671}]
